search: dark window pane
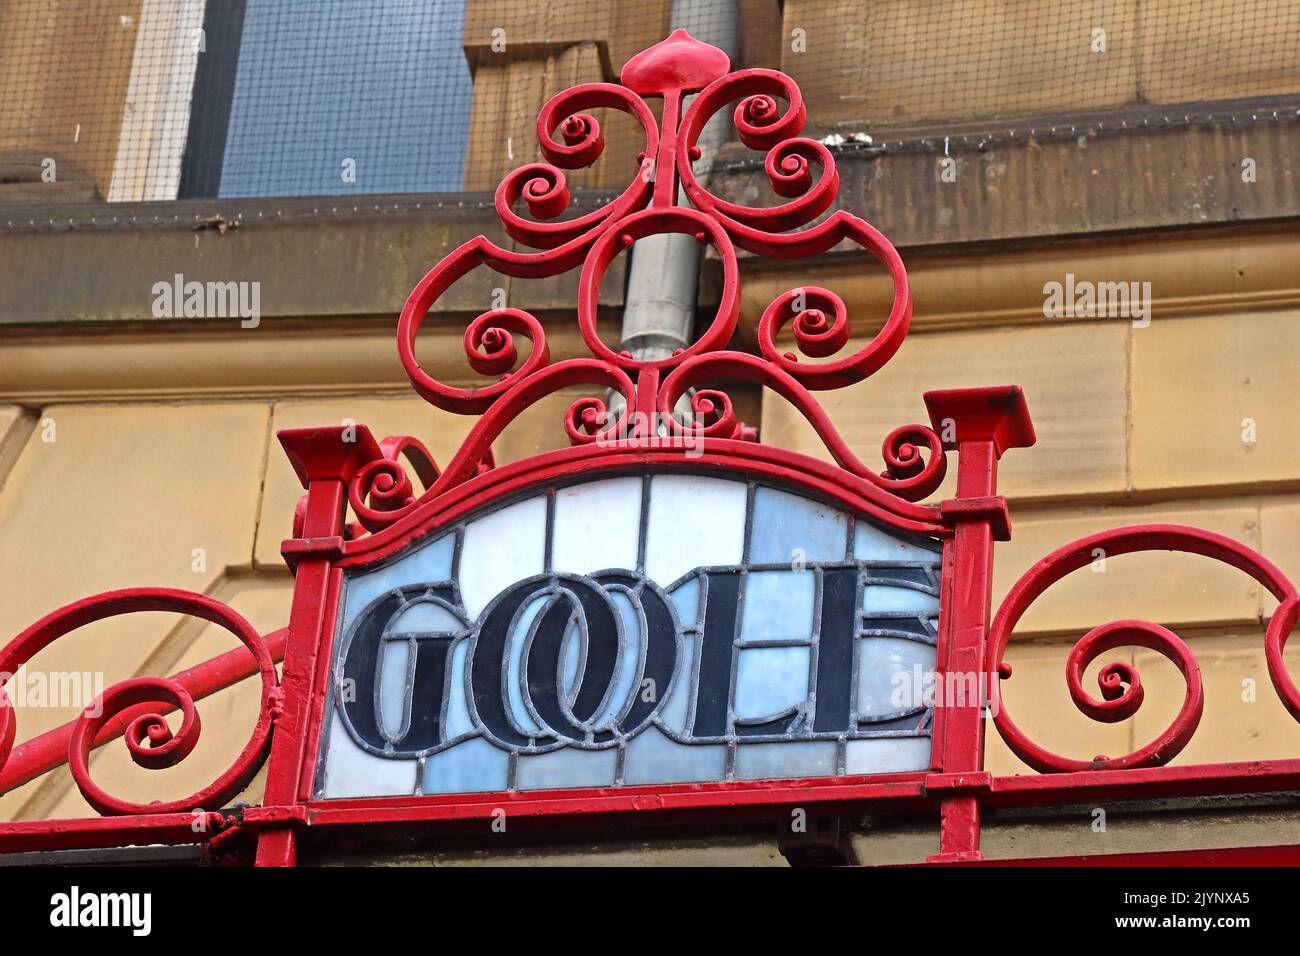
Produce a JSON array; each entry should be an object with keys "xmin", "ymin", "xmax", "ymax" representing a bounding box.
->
[{"xmin": 216, "ymin": 0, "xmax": 471, "ymax": 197}]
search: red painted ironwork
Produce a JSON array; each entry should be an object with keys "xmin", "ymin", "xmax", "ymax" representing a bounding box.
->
[
  {"xmin": 987, "ymin": 525, "xmax": 1300, "ymax": 773},
  {"xmin": 1, "ymin": 30, "xmax": 1298, "ymax": 867},
  {"xmin": 391, "ymin": 26, "xmax": 947, "ymax": 521},
  {"xmin": 0, "ymin": 590, "xmax": 281, "ymax": 816},
  {"xmin": 0, "ymin": 628, "xmax": 288, "ymax": 797}
]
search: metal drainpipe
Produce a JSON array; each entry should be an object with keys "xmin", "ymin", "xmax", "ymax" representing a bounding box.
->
[{"xmin": 617, "ymin": 0, "xmax": 739, "ymax": 367}]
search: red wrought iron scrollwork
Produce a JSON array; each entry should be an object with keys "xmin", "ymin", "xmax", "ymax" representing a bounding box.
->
[
  {"xmin": 380, "ymin": 28, "xmax": 945, "ymax": 537},
  {"xmin": 0, "ymin": 589, "xmax": 282, "ymax": 816},
  {"xmin": 987, "ymin": 524, "xmax": 1300, "ymax": 773}
]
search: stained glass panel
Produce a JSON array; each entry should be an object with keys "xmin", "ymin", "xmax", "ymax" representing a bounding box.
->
[{"xmin": 315, "ymin": 475, "xmax": 942, "ymax": 799}]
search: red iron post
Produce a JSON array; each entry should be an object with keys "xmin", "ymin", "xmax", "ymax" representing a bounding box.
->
[{"xmin": 924, "ymin": 387, "xmax": 1035, "ymax": 861}]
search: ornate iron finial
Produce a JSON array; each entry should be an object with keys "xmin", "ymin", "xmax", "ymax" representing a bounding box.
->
[
  {"xmin": 388, "ymin": 31, "xmax": 941, "ymax": 535},
  {"xmin": 619, "ymin": 28, "xmax": 731, "ymax": 96}
]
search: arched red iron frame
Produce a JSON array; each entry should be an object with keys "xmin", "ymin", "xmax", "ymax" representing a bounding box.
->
[{"xmin": 2, "ymin": 31, "xmax": 1298, "ymax": 867}]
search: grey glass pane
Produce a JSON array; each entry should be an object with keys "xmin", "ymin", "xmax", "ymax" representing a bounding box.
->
[
  {"xmin": 516, "ymin": 747, "xmax": 618, "ymax": 790},
  {"xmin": 734, "ymin": 741, "xmax": 837, "ymax": 780},
  {"xmin": 845, "ymin": 737, "xmax": 931, "ymax": 775}
]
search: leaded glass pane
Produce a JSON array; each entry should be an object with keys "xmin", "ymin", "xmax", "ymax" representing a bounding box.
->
[{"xmin": 316, "ymin": 475, "xmax": 943, "ymax": 799}]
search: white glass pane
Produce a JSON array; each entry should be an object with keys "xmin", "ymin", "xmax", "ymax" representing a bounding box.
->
[
  {"xmin": 644, "ymin": 475, "xmax": 746, "ymax": 585},
  {"xmin": 854, "ymin": 522, "xmax": 942, "ymax": 563},
  {"xmin": 862, "ymin": 584, "xmax": 939, "ymax": 615},
  {"xmin": 319, "ymin": 712, "xmax": 417, "ymax": 799},
  {"xmin": 551, "ymin": 476, "xmax": 642, "ymax": 575},
  {"xmin": 857, "ymin": 638, "xmax": 938, "ymax": 718},
  {"xmin": 390, "ymin": 600, "xmax": 463, "ymax": 633},
  {"xmin": 844, "ymin": 737, "xmax": 932, "ymax": 775},
  {"xmin": 459, "ymin": 495, "xmax": 547, "ymax": 618}
]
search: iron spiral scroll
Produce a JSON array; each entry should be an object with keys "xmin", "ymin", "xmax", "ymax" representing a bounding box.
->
[
  {"xmin": 987, "ymin": 525, "xmax": 1300, "ymax": 773},
  {"xmin": 0, "ymin": 589, "xmax": 281, "ymax": 816}
]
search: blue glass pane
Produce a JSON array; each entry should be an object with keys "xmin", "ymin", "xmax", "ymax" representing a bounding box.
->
[
  {"xmin": 623, "ymin": 726, "xmax": 727, "ymax": 785},
  {"xmin": 377, "ymin": 637, "xmax": 411, "ymax": 738},
  {"xmin": 219, "ymin": 0, "xmax": 471, "ymax": 196},
  {"xmin": 422, "ymin": 736, "xmax": 509, "ymax": 795},
  {"xmin": 656, "ymin": 633, "xmax": 694, "ymax": 735},
  {"xmin": 743, "ymin": 567, "xmax": 811, "ymax": 642},
  {"xmin": 344, "ymin": 532, "xmax": 454, "ymax": 616},
  {"xmin": 749, "ymin": 486, "xmax": 848, "ymax": 564},
  {"xmin": 855, "ymin": 521, "xmax": 942, "ymax": 562},
  {"xmin": 598, "ymin": 590, "xmax": 642, "ymax": 729},
  {"xmin": 740, "ymin": 570, "xmax": 815, "ymax": 642},
  {"xmin": 735, "ymin": 645, "xmax": 810, "ymax": 719},
  {"xmin": 516, "ymin": 747, "xmax": 618, "ymax": 790},
  {"xmin": 444, "ymin": 640, "xmax": 473, "ymax": 738},
  {"xmin": 670, "ymin": 576, "xmax": 700, "ymax": 625},
  {"xmin": 505, "ymin": 595, "xmax": 548, "ymax": 736}
]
